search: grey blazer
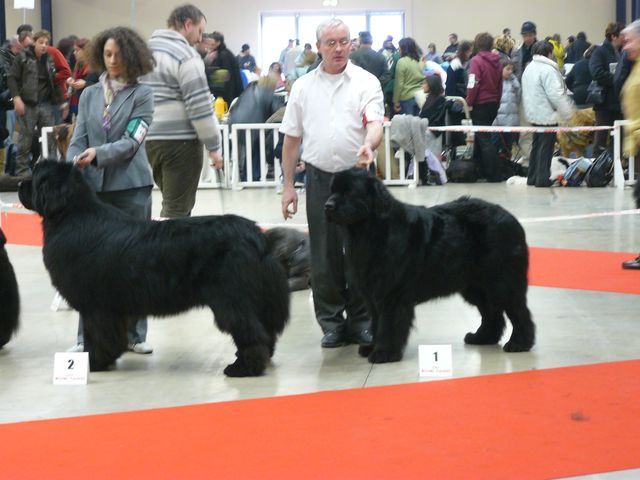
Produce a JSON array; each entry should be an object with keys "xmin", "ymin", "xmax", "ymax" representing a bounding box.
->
[{"xmin": 67, "ymin": 81, "xmax": 154, "ymax": 193}]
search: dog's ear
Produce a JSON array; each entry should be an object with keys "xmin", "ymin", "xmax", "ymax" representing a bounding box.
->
[
  {"xmin": 32, "ymin": 162, "xmax": 76, "ymax": 217},
  {"xmin": 367, "ymin": 174, "xmax": 394, "ymax": 215}
]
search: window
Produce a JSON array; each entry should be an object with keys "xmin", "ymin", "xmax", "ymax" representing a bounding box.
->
[
  {"xmin": 260, "ymin": 11, "xmax": 404, "ymax": 71},
  {"xmin": 261, "ymin": 15, "xmax": 296, "ymax": 72},
  {"xmin": 369, "ymin": 12, "xmax": 404, "ymax": 52}
]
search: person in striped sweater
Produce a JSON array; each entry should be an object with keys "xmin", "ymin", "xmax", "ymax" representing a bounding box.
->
[{"xmin": 141, "ymin": 4, "xmax": 222, "ymax": 218}]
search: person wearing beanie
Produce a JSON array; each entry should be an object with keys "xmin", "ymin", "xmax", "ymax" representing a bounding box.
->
[{"xmin": 513, "ymin": 21, "xmax": 537, "ymax": 81}]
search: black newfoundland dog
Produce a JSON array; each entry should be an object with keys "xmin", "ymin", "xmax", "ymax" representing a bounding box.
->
[
  {"xmin": 18, "ymin": 161, "xmax": 290, "ymax": 376},
  {"xmin": 325, "ymin": 168, "xmax": 535, "ymax": 363},
  {"xmin": 0, "ymin": 227, "xmax": 20, "ymax": 348}
]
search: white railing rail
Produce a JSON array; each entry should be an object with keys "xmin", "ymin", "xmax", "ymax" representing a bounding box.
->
[
  {"xmin": 612, "ymin": 120, "xmax": 635, "ymax": 189},
  {"xmin": 199, "ymin": 121, "xmax": 416, "ymax": 189}
]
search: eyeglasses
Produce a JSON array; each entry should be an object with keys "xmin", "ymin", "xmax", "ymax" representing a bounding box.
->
[{"xmin": 322, "ymin": 38, "xmax": 350, "ymax": 49}]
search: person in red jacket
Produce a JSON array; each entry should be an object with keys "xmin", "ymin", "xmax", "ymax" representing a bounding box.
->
[{"xmin": 466, "ymin": 32, "xmax": 503, "ymax": 181}]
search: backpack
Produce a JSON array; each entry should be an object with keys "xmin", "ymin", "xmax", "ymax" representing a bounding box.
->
[
  {"xmin": 561, "ymin": 157, "xmax": 592, "ymax": 186},
  {"xmin": 585, "ymin": 150, "xmax": 614, "ymax": 187}
]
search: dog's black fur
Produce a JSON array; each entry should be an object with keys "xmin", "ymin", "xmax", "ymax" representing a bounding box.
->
[
  {"xmin": 0, "ymin": 227, "xmax": 20, "ymax": 348},
  {"xmin": 264, "ymin": 227, "xmax": 310, "ymax": 291},
  {"xmin": 325, "ymin": 168, "xmax": 535, "ymax": 363},
  {"xmin": 18, "ymin": 161, "xmax": 290, "ymax": 376}
]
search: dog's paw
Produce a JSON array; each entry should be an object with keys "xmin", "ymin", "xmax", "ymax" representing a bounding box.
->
[
  {"xmin": 464, "ymin": 331, "xmax": 500, "ymax": 345},
  {"xmin": 89, "ymin": 361, "xmax": 112, "ymax": 372},
  {"xmin": 358, "ymin": 344, "xmax": 374, "ymax": 357},
  {"xmin": 224, "ymin": 359, "xmax": 265, "ymax": 377},
  {"xmin": 368, "ymin": 349, "xmax": 403, "ymax": 364},
  {"xmin": 503, "ymin": 340, "xmax": 533, "ymax": 353}
]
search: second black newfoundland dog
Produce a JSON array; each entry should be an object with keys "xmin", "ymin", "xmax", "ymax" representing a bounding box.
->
[
  {"xmin": 18, "ymin": 161, "xmax": 290, "ymax": 376},
  {"xmin": 325, "ymin": 168, "xmax": 535, "ymax": 363},
  {"xmin": 0, "ymin": 227, "xmax": 20, "ymax": 348}
]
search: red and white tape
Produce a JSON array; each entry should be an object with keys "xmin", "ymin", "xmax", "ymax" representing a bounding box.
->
[{"xmin": 428, "ymin": 125, "xmax": 613, "ymax": 134}]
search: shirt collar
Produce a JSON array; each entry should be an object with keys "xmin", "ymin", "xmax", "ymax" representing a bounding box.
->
[{"xmin": 318, "ymin": 60, "xmax": 355, "ymax": 79}]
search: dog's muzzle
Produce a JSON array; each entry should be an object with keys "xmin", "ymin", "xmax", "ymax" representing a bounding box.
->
[
  {"xmin": 17, "ymin": 179, "xmax": 34, "ymax": 211},
  {"xmin": 324, "ymin": 198, "xmax": 336, "ymax": 222}
]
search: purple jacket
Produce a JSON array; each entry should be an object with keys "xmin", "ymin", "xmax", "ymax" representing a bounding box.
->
[{"xmin": 466, "ymin": 51, "xmax": 503, "ymax": 106}]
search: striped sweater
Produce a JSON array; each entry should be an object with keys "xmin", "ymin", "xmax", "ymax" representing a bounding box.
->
[{"xmin": 141, "ymin": 29, "xmax": 221, "ymax": 151}]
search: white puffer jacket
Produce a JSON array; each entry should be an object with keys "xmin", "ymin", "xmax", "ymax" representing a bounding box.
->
[{"xmin": 522, "ymin": 54, "xmax": 575, "ymax": 125}]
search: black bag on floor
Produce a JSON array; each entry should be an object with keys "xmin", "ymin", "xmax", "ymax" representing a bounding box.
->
[
  {"xmin": 585, "ymin": 150, "xmax": 613, "ymax": 187},
  {"xmin": 446, "ymin": 158, "xmax": 478, "ymax": 183}
]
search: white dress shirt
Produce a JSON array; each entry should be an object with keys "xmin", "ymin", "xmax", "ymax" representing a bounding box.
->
[{"xmin": 280, "ymin": 61, "xmax": 384, "ymax": 173}]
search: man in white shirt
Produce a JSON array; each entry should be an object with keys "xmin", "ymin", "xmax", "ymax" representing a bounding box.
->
[{"xmin": 280, "ymin": 18, "xmax": 384, "ymax": 348}]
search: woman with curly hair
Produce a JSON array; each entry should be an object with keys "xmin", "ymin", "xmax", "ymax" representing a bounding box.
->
[{"xmin": 66, "ymin": 26, "xmax": 157, "ymax": 355}]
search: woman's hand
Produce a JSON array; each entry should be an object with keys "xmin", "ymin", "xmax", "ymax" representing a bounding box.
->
[
  {"xmin": 71, "ymin": 79, "xmax": 87, "ymax": 90},
  {"xmin": 73, "ymin": 148, "xmax": 97, "ymax": 169}
]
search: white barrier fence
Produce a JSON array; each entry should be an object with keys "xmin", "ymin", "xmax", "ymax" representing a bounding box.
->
[
  {"xmin": 41, "ymin": 121, "xmax": 634, "ymax": 191},
  {"xmin": 430, "ymin": 123, "xmax": 636, "ymax": 189},
  {"xmin": 198, "ymin": 121, "xmax": 416, "ymax": 190}
]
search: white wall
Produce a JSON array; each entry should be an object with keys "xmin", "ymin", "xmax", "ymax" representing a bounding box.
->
[{"xmin": 5, "ymin": 0, "xmax": 616, "ymax": 61}]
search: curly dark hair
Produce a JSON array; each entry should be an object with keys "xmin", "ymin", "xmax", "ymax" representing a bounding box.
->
[{"xmin": 87, "ymin": 27, "xmax": 155, "ymax": 83}]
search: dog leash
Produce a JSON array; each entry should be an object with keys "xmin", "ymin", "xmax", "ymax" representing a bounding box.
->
[{"xmin": 215, "ymin": 167, "xmax": 226, "ymax": 214}]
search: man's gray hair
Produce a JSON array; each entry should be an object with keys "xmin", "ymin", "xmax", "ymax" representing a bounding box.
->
[
  {"xmin": 316, "ymin": 18, "xmax": 349, "ymax": 42},
  {"xmin": 623, "ymin": 19, "xmax": 640, "ymax": 38}
]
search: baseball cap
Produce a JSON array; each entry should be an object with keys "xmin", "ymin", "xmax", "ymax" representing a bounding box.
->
[
  {"xmin": 241, "ymin": 43, "xmax": 250, "ymax": 52},
  {"xmin": 521, "ymin": 21, "xmax": 537, "ymax": 35}
]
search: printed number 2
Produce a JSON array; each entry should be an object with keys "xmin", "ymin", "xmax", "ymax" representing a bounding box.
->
[
  {"xmin": 433, "ymin": 352, "xmax": 438, "ymax": 362},
  {"xmin": 67, "ymin": 359, "xmax": 75, "ymax": 370}
]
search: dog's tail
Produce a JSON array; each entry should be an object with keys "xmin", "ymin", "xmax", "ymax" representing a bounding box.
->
[
  {"xmin": 0, "ymin": 232, "xmax": 20, "ymax": 348},
  {"xmin": 259, "ymin": 248, "xmax": 291, "ymax": 337}
]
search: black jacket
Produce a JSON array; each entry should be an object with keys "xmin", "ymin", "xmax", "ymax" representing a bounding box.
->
[
  {"xmin": 589, "ymin": 39, "xmax": 621, "ymax": 112},
  {"xmin": 8, "ymin": 46, "xmax": 64, "ymax": 105},
  {"xmin": 207, "ymin": 45, "xmax": 244, "ymax": 105},
  {"xmin": 565, "ymin": 38, "xmax": 591, "ymax": 64},
  {"xmin": 565, "ymin": 58, "xmax": 592, "ymax": 106},
  {"xmin": 349, "ymin": 47, "xmax": 390, "ymax": 88},
  {"xmin": 614, "ymin": 50, "xmax": 634, "ymax": 100}
]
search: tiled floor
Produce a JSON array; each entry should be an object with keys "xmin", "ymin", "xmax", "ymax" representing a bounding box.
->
[{"xmin": 1, "ymin": 180, "xmax": 638, "ymax": 476}]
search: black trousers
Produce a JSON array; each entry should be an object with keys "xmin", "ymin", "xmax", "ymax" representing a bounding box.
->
[
  {"xmin": 593, "ymin": 109, "xmax": 623, "ymax": 156},
  {"xmin": 471, "ymin": 102, "xmax": 502, "ymax": 181},
  {"xmin": 305, "ymin": 164, "xmax": 370, "ymax": 335},
  {"xmin": 528, "ymin": 127, "xmax": 556, "ymax": 187}
]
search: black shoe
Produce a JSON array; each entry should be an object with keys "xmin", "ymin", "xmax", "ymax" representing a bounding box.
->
[
  {"xmin": 321, "ymin": 330, "xmax": 346, "ymax": 348},
  {"xmin": 622, "ymin": 256, "xmax": 640, "ymax": 270},
  {"xmin": 347, "ymin": 328, "xmax": 373, "ymax": 346}
]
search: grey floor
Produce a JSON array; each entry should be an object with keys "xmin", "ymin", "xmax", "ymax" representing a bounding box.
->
[{"xmin": 1, "ymin": 181, "xmax": 639, "ymax": 479}]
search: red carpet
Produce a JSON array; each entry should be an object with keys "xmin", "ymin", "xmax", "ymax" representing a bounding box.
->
[
  {"xmin": 529, "ymin": 247, "xmax": 640, "ymax": 295},
  {"xmin": 2, "ymin": 212, "xmax": 638, "ymax": 295},
  {"xmin": 0, "ymin": 360, "xmax": 639, "ymax": 479},
  {"xmin": 0, "ymin": 212, "xmax": 42, "ymax": 246}
]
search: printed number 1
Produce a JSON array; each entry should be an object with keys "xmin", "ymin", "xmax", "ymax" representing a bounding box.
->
[
  {"xmin": 433, "ymin": 352, "xmax": 438, "ymax": 362},
  {"xmin": 68, "ymin": 359, "xmax": 75, "ymax": 370}
]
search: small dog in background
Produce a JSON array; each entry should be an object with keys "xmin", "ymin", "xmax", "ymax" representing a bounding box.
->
[
  {"xmin": 264, "ymin": 227, "xmax": 310, "ymax": 291},
  {"xmin": 0, "ymin": 227, "xmax": 20, "ymax": 348}
]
